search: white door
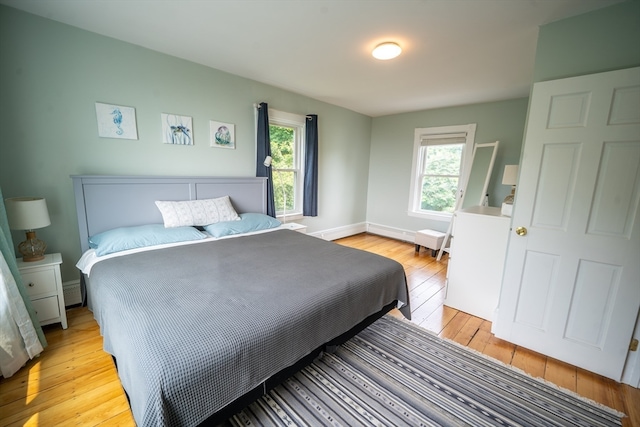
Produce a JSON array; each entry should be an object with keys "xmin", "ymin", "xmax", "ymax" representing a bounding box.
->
[{"xmin": 494, "ymin": 67, "xmax": 640, "ymax": 381}]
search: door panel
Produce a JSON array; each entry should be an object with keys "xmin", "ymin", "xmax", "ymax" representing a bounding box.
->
[
  {"xmin": 565, "ymin": 260, "xmax": 620, "ymax": 347},
  {"xmin": 532, "ymin": 143, "xmax": 580, "ymax": 229},
  {"xmin": 609, "ymin": 86, "xmax": 640, "ymax": 125},
  {"xmin": 587, "ymin": 141, "xmax": 640, "ymax": 237},
  {"xmin": 514, "ymin": 251, "xmax": 557, "ymax": 329},
  {"xmin": 547, "ymin": 91, "xmax": 591, "ymax": 128},
  {"xmin": 495, "ymin": 67, "xmax": 640, "ymax": 381}
]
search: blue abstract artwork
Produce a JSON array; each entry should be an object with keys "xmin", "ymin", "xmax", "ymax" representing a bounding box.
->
[
  {"xmin": 95, "ymin": 102, "xmax": 138, "ymax": 140},
  {"xmin": 162, "ymin": 113, "xmax": 193, "ymax": 145}
]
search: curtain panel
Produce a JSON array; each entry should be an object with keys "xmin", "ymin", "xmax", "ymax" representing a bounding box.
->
[
  {"xmin": 304, "ymin": 115, "xmax": 318, "ymax": 216},
  {"xmin": 0, "ymin": 187, "xmax": 46, "ymax": 378},
  {"xmin": 256, "ymin": 103, "xmax": 276, "ymax": 217}
]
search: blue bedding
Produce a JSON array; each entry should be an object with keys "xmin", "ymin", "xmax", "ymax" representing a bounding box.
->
[{"xmin": 87, "ymin": 230, "xmax": 410, "ymax": 426}]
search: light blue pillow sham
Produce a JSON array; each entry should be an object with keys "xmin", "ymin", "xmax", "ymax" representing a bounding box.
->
[
  {"xmin": 203, "ymin": 213, "xmax": 281, "ymax": 238},
  {"xmin": 89, "ymin": 224, "xmax": 207, "ymax": 256}
]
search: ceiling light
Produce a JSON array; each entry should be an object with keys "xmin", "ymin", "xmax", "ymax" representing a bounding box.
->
[{"xmin": 372, "ymin": 42, "xmax": 402, "ymax": 60}]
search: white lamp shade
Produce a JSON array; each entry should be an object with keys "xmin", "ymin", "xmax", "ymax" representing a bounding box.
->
[
  {"xmin": 502, "ymin": 165, "xmax": 519, "ymax": 186},
  {"xmin": 5, "ymin": 197, "xmax": 51, "ymax": 230}
]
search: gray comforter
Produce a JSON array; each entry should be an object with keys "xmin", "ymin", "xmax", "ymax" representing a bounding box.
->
[{"xmin": 87, "ymin": 230, "xmax": 410, "ymax": 426}]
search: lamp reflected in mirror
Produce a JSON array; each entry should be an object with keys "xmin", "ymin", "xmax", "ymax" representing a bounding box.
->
[{"xmin": 501, "ymin": 165, "xmax": 519, "ymax": 216}]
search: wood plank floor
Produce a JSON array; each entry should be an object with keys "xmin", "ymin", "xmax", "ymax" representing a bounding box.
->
[{"xmin": 1, "ymin": 233, "xmax": 638, "ymax": 426}]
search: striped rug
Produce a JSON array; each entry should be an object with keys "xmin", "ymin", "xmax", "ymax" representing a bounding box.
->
[{"xmin": 224, "ymin": 315, "xmax": 624, "ymax": 426}]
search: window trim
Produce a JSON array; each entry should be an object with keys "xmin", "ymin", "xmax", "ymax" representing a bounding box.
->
[
  {"xmin": 407, "ymin": 124, "xmax": 477, "ymax": 221},
  {"xmin": 269, "ymin": 108, "xmax": 305, "ymax": 221}
]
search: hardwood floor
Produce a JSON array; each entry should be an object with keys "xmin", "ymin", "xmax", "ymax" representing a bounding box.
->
[
  {"xmin": 1, "ymin": 233, "xmax": 638, "ymax": 426},
  {"xmin": 0, "ymin": 304, "xmax": 134, "ymax": 426}
]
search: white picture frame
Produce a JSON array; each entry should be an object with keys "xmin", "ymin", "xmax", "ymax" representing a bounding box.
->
[
  {"xmin": 210, "ymin": 120, "xmax": 235, "ymax": 149},
  {"xmin": 162, "ymin": 113, "xmax": 193, "ymax": 145},
  {"xmin": 95, "ymin": 102, "xmax": 138, "ymax": 140}
]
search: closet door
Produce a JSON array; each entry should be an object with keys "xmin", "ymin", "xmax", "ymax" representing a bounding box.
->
[{"xmin": 494, "ymin": 67, "xmax": 640, "ymax": 381}]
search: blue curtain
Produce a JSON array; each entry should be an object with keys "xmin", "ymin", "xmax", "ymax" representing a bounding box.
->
[
  {"xmin": 256, "ymin": 102, "xmax": 276, "ymax": 217},
  {"xmin": 304, "ymin": 114, "xmax": 318, "ymax": 216},
  {"xmin": 0, "ymin": 187, "xmax": 46, "ymax": 378}
]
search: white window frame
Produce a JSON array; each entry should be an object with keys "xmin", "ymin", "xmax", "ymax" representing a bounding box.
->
[
  {"xmin": 269, "ymin": 108, "xmax": 305, "ymax": 221},
  {"xmin": 407, "ymin": 123, "xmax": 476, "ymax": 221}
]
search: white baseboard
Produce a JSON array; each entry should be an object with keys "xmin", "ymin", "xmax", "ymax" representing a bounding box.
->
[
  {"xmin": 308, "ymin": 221, "xmax": 417, "ymax": 243},
  {"xmin": 308, "ymin": 222, "xmax": 367, "ymax": 241},
  {"xmin": 366, "ymin": 222, "xmax": 416, "ymax": 243}
]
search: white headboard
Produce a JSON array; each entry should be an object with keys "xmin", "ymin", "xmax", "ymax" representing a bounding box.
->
[{"xmin": 72, "ymin": 175, "xmax": 268, "ymax": 253}]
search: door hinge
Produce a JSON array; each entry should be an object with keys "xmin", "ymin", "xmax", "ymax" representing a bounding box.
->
[{"xmin": 630, "ymin": 339, "xmax": 639, "ymax": 352}]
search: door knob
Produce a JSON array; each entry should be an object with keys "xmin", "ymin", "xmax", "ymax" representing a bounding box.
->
[{"xmin": 515, "ymin": 226, "xmax": 527, "ymax": 236}]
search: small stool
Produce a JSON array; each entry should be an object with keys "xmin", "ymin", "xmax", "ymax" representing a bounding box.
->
[{"xmin": 415, "ymin": 229, "xmax": 446, "ymax": 256}]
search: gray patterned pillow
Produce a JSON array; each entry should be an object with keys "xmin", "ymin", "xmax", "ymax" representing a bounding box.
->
[{"xmin": 155, "ymin": 196, "xmax": 240, "ymax": 228}]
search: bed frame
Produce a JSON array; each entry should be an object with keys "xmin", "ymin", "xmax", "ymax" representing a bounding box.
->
[
  {"xmin": 71, "ymin": 174, "xmax": 395, "ymax": 425},
  {"xmin": 72, "ymin": 175, "xmax": 267, "ymax": 253}
]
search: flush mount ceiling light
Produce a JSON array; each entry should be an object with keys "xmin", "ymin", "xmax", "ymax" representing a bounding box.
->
[{"xmin": 372, "ymin": 42, "xmax": 402, "ymax": 60}]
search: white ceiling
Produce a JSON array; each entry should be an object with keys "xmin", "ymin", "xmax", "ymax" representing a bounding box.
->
[{"xmin": 1, "ymin": 0, "xmax": 625, "ymax": 117}]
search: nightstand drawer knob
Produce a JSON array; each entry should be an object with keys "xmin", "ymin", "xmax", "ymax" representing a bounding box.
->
[{"xmin": 28, "ymin": 282, "xmax": 35, "ymax": 287}]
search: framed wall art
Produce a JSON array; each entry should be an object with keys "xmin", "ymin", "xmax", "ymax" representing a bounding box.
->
[
  {"xmin": 162, "ymin": 113, "xmax": 193, "ymax": 145},
  {"xmin": 210, "ymin": 120, "xmax": 235, "ymax": 149},
  {"xmin": 95, "ymin": 102, "xmax": 138, "ymax": 140}
]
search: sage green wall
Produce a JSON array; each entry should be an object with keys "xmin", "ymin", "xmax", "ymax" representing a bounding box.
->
[
  {"xmin": 0, "ymin": 6, "xmax": 372, "ymax": 281},
  {"xmin": 366, "ymin": 98, "xmax": 528, "ymax": 233},
  {"xmin": 533, "ymin": 0, "xmax": 640, "ymax": 83}
]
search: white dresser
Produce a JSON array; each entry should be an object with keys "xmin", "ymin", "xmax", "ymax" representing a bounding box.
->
[
  {"xmin": 16, "ymin": 253, "xmax": 68, "ymax": 329},
  {"xmin": 444, "ymin": 206, "xmax": 510, "ymax": 322}
]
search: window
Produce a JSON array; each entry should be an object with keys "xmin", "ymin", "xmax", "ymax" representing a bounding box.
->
[
  {"xmin": 269, "ymin": 109, "xmax": 305, "ymax": 220},
  {"xmin": 408, "ymin": 124, "xmax": 476, "ymax": 221}
]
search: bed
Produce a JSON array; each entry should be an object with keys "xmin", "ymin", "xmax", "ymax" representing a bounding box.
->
[{"xmin": 71, "ymin": 175, "xmax": 410, "ymax": 426}]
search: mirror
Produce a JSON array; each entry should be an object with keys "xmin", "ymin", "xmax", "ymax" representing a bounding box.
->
[
  {"xmin": 461, "ymin": 141, "xmax": 499, "ymax": 209},
  {"xmin": 437, "ymin": 140, "xmax": 499, "ymax": 260}
]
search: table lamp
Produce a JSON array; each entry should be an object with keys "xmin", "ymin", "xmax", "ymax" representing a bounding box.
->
[
  {"xmin": 5, "ymin": 197, "xmax": 51, "ymax": 261},
  {"xmin": 501, "ymin": 165, "xmax": 519, "ymax": 216}
]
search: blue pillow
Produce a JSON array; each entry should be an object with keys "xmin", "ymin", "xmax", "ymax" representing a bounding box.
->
[
  {"xmin": 89, "ymin": 224, "xmax": 207, "ymax": 256},
  {"xmin": 203, "ymin": 213, "xmax": 281, "ymax": 238}
]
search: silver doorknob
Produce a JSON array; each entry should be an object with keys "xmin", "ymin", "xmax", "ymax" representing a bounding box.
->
[{"xmin": 515, "ymin": 226, "xmax": 527, "ymax": 236}]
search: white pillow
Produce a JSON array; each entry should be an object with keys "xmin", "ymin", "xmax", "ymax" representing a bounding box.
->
[{"xmin": 155, "ymin": 196, "xmax": 240, "ymax": 228}]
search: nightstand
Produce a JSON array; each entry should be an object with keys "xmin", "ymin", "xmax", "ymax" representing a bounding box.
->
[
  {"xmin": 16, "ymin": 253, "xmax": 67, "ymax": 329},
  {"xmin": 281, "ymin": 222, "xmax": 307, "ymax": 233}
]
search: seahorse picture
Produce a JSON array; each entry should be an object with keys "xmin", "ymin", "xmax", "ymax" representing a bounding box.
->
[
  {"xmin": 162, "ymin": 113, "xmax": 193, "ymax": 145},
  {"xmin": 210, "ymin": 120, "xmax": 235, "ymax": 149},
  {"xmin": 95, "ymin": 102, "xmax": 138, "ymax": 140}
]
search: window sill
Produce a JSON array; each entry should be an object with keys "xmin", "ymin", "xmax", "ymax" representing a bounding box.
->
[
  {"xmin": 278, "ymin": 213, "xmax": 304, "ymax": 222},
  {"xmin": 407, "ymin": 210, "xmax": 453, "ymax": 222}
]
